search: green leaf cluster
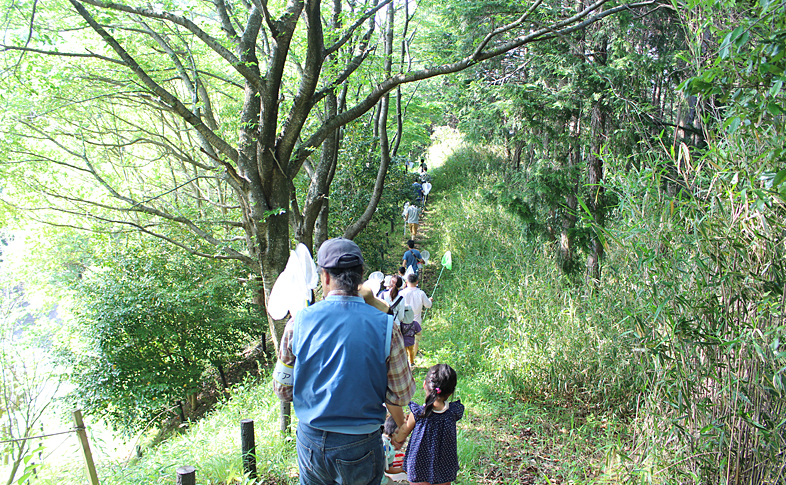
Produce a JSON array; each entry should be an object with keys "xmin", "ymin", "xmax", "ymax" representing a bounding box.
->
[
  {"xmin": 62, "ymin": 238, "xmax": 258, "ymax": 434},
  {"xmin": 682, "ymin": 0, "xmax": 786, "ymax": 158}
]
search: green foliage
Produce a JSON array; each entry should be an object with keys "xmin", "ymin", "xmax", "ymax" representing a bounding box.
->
[
  {"xmin": 2, "ymin": 0, "xmax": 784, "ymax": 482},
  {"xmin": 425, "ymin": 56, "xmax": 786, "ymax": 480},
  {"xmin": 601, "ymin": 149, "xmax": 786, "ymax": 482},
  {"xmin": 682, "ymin": 0, "xmax": 786, "ymax": 159},
  {"xmin": 486, "ymin": 164, "xmax": 593, "ymax": 238},
  {"xmin": 327, "ymin": 124, "xmax": 415, "ymax": 273},
  {"xmin": 431, "ymin": 7, "xmax": 689, "ymax": 278},
  {"xmin": 30, "ymin": 374, "xmax": 298, "ymax": 485},
  {"xmin": 607, "ymin": 1, "xmax": 786, "ymax": 481},
  {"xmin": 1, "ymin": 236, "xmax": 63, "ymax": 485},
  {"xmin": 30, "ymin": 122, "xmax": 785, "ymax": 483},
  {"xmin": 63, "ymin": 238, "xmax": 258, "ymax": 434}
]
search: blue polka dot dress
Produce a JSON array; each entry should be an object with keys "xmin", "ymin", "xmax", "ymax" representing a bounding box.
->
[{"xmin": 403, "ymin": 399, "xmax": 464, "ymax": 484}]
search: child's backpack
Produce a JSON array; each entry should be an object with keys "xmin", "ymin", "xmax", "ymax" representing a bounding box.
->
[
  {"xmin": 390, "ymin": 296, "xmax": 415, "ymax": 325},
  {"xmin": 400, "ymin": 319, "xmax": 420, "ymax": 338}
]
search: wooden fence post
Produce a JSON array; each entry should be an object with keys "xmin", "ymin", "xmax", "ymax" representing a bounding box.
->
[
  {"xmin": 176, "ymin": 465, "xmax": 195, "ymax": 485},
  {"xmin": 176, "ymin": 400, "xmax": 187, "ymax": 424},
  {"xmin": 240, "ymin": 419, "xmax": 257, "ymax": 479},
  {"xmin": 72, "ymin": 409, "xmax": 100, "ymax": 485}
]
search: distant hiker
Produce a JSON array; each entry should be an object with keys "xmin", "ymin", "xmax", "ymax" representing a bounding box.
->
[
  {"xmin": 400, "ymin": 272, "xmax": 432, "ymax": 364},
  {"xmin": 273, "ymin": 238, "xmax": 415, "ymax": 485},
  {"xmin": 420, "ymin": 158, "xmax": 428, "ymax": 173},
  {"xmin": 391, "ymin": 364, "xmax": 464, "ymax": 485},
  {"xmin": 402, "ymin": 202, "xmax": 421, "ymax": 239},
  {"xmin": 402, "ymin": 239, "xmax": 424, "ymax": 277},
  {"xmin": 422, "ymin": 181, "xmax": 432, "ymax": 205},
  {"xmin": 399, "ymin": 317, "xmax": 421, "ymax": 367}
]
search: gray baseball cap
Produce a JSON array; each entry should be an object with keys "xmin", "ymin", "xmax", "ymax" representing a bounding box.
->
[{"xmin": 317, "ymin": 238, "xmax": 365, "ymax": 269}]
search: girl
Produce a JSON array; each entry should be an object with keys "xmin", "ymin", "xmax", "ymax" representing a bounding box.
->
[
  {"xmin": 383, "ymin": 275, "xmax": 406, "ymax": 324},
  {"xmin": 392, "ymin": 364, "xmax": 464, "ymax": 485}
]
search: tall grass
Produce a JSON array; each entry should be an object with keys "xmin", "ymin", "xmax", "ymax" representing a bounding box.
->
[
  {"xmin": 425, "ymin": 132, "xmax": 785, "ymax": 483},
  {"xmin": 426, "ymin": 145, "xmax": 640, "ymax": 407},
  {"xmin": 420, "ymin": 141, "xmax": 642, "ymax": 483},
  {"xmin": 603, "ymin": 150, "xmax": 786, "ymax": 483}
]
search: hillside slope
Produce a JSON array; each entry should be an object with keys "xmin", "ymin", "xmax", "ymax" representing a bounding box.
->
[{"xmin": 39, "ymin": 137, "xmax": 639, "ymax": 485}]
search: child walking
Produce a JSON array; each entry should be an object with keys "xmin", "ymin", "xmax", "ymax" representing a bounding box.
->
[
  {"xmin": 392, "ymin": 364, "xmax": 464, "ymax": 485},
  {"xmin": 381, "ymin": 415, "xmax": 406, "ymax": 485}
]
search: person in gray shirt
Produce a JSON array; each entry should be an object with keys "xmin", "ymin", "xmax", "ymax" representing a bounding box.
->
[{"xmin": 402, "ymin": 203, "xmax": 420, "ymax": 239}]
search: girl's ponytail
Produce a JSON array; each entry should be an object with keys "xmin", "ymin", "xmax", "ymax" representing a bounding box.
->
[
  {"xmin": 420, "ymin": 364, "xmax": 458, "ymax": 419},
  {"xmin": 390, "ymin": 275, "xmax": 402, "ymax": 300},
  {"xmin": 422, "ymin": 387, "xmax": 439, "ymax": 418}
]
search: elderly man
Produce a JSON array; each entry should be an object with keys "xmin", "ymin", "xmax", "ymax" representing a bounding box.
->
[{"xmin": 274, "ymin": 238, "xmax": 415, "ymax": 485}]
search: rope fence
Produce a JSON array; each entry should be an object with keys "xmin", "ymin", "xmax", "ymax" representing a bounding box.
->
[
  {"xmin": 0, "ymin": 429, "xmax": 76, "ymax": 446},
  {"xmin": 2, "ymin": 410, "xmax": 260, "ymax": 485},
  {"xmin": 1, "ymin": 410, "xmax": 99, "ymax": 485}
]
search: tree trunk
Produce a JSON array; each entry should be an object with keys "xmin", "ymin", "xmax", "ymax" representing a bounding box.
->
[
  {"xmin": 187, "ymin": 392, "xmax": 198, "ymax": 411},
  {"xmin": 587, "ymin": 99, "xmax": 606, "ymax": 284},
  {"xmin": 392, "ymin": 86, "xmax": 403, "ymax": 156},
  {"xmin": 512, "ymin": 141, "xmax": 524, "ymax": 170},
  {"xmin": 260, "ymin": 168, "xmax": 292, "ymax": 349},
  {"xmin": 295, "ymin": 91, "xmax": 341, "ymax": 254},
  {"xmin": 392, "ymin": 0, "xmax": 410, "ymax": 159},
  {"xmin": 587, "ymin": 36, "xmax": 608, "ymax": 284},
  {"xmin": 558, "ymin": 114, "xmax": 581, "ymax": 274},
  {"xmin": 315, "ymin": 200, "xmax": 330, "ymax": 251},
  {"xmin": 217, "ymin": 364, "xmax": 228, "ymax": 390},
  {"xmin": 5, "ymin": 443, "xmax": 26, "ymax": 485}
]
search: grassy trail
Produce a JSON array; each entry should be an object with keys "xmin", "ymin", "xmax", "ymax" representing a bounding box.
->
[
  {"xmin": 390, "ymin": 146, "xmax": 633, "ymax": 485},
  {"xmin": 397, "ymin": 171, "xmax": 547, "ymax": 485}
]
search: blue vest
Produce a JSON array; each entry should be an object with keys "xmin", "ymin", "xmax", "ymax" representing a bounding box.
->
[{"xmin": 292, "ymin": 295, "xmax": 392, "ymax": 434}]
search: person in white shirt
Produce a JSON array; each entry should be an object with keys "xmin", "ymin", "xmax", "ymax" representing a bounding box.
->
[{"xmin": 399, "ymin": 273, "xmax": 432, "ymax": 363}]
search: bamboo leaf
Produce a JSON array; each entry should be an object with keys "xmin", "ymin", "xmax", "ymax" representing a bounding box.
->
[{"xmin": 772, "ymin": 169, "xmax": 786, "ymax": 187}]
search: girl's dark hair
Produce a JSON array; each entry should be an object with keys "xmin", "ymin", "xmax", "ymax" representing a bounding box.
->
[
  {"xmin": 389, "ymin": 275, "xmax": 403, "ymax": 300},
  {"xmin": 421, "ymin": 364, "xmax": 457, "ymax": 419}
]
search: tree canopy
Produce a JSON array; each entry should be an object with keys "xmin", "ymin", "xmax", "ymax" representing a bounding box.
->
[{"xmin": 0, "ymin": 0, "xmax": 657, "ymax": 344}]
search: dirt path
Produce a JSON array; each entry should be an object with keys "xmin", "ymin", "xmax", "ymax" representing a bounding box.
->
[{"xmin": 392, "ymin": 202, "xmax": 438, "ymax": 293}]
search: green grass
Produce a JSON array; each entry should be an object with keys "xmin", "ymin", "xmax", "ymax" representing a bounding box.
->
[{"xmin": 413, "ymin": 142, "xmax": 641, "ymax": 484}]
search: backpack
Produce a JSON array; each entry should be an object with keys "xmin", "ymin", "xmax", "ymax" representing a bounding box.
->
[
  {"xmin": 406, "ymin": 250, "xmax": 420, "ymax": 276},
  {"xmin": 390, "ymin": 295, "xmax": 415, "ymax": 325}
]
